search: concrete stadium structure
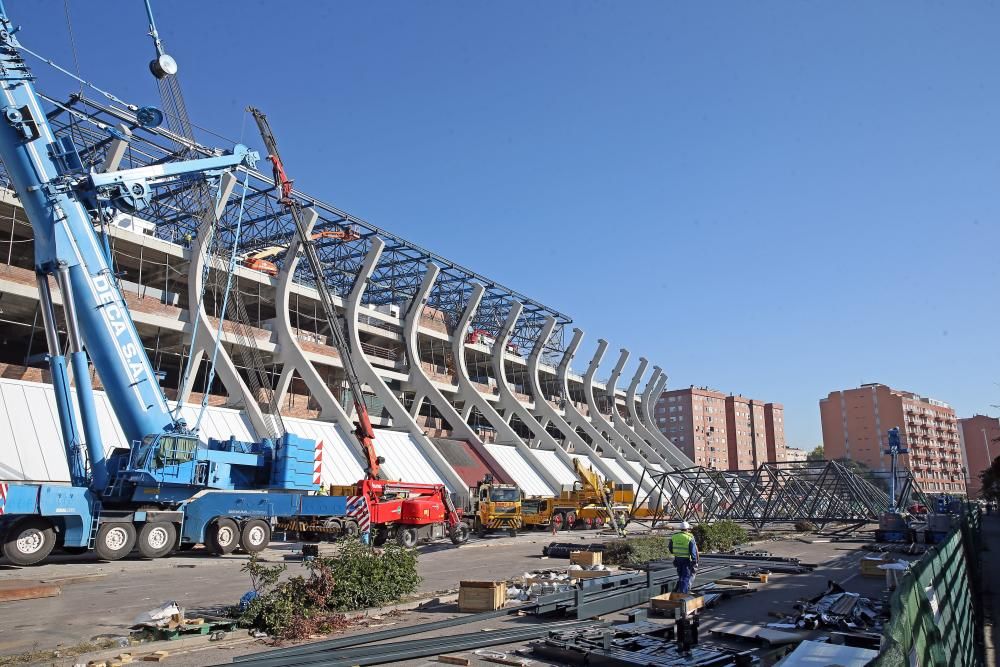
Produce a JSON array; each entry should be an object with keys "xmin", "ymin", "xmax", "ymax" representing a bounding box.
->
[{"xmin": 0, "ymin": 95, "xmax": 692, "ymax": 505}]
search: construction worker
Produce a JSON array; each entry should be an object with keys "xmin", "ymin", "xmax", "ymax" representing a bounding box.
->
[{"xmin": 668, "ymin": 521, "xmax": 699, "ymax": 593}]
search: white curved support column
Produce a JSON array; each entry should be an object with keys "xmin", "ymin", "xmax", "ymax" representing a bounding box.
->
[
  {"xmin": 642, "ymin": 366, "xmax": 692, "ymax": 466},
  {"xmin": 450, "ymin": 284, "xmax": 563, "ymax": 494},
  {"xmin": 626, "ymin": 358, "xmax": 687, "ymax": 468},
  {"xmin": 581, "ymin": 341, "xmax": 671, "ymax": 482},
  {"xmin": 270, "ymin": 207, "xmax": 357, "ymax": 436},
  {"xmin": 403, "ymin": 263, "xmax": 513, "ymax": 484},
  {"xmin": 179, "ymin": 171, "xmax": 270, "ymax": 438},
  {"xmin": 344, "ymin": 239, "xmax": 468, "ymax": 502},
  {"xmin": 490, "ymin": 303, "xmax": 583, "ymax": 477},
  {"xmin": 605, "ymin": 347, "xmax": 675, "ymax": 471},
  {"xmin": 556, "ymin": 329, "xmax": 643, "ymax": 487},
  {"xmin": 524, "ymin": 316, "xmax": 597, "ymax": 460}
]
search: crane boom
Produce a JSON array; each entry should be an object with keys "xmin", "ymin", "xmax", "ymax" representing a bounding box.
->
[{"xmin": 248, "ymin": 107, "xmax": 382, "ymax": 479}]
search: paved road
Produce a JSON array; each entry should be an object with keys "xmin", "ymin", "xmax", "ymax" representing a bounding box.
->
[{"xmin": 0, "ymin": 528, "xmax": 609, "ymax": 656}]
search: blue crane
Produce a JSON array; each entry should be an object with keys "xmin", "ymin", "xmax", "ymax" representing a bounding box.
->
[{"xmin": 0, "ymin": 2, "xmax": 361, "ymax": 565}]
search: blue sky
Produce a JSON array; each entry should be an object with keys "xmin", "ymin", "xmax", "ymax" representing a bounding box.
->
[{"xmin": 10, "ymin": 2, "xmax": 999, "ymax": 449}]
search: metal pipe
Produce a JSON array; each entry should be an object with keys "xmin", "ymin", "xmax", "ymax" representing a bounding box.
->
[
  {"xmin": 36, "ymin": 270, "xmax": 87, "ymax": 486},
  {"xmin": 35, "ymin": 272, "xmax": 61, "ymax": 354},
  {"xmin": 235, "ymin": 603, "xmax": 533, "ymax": 663},
  {"xmin": 56, "ymin": 262, "xmax": 109, "ymax": 489}
]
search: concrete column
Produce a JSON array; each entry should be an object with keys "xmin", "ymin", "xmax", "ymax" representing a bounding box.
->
[
  {"xmin": 625, "ymin": 358, "xmax": 687, "ymax": 468},
  {"xmin": 525, "ymin": 316, "xmax": 588, "ymax": 453},
  {"xmin": 489, "ymin": 303, "xmax": 586, "ymax": 479},
  {"xmin": 402, "ymin": 263, "xmax": 512, "ymax": 484},
  {"xmin": 605, "ymin": 347, "xmax": 675, "ymax": 472},
  {"xmin": 270, "ymin": 207, "xmax": 357, "ymax": 436},
  {"xmin": 581, "ymin": 341, "xmax": 673, "ymax": 478},
  {"xmin": 557, "ymin": 329, "xmax": 651, "ymax": 489},
  {"xmin": 343, "ymin": 238, "xmax": 469, "ymax": 503},
  {"xmin": 643, "ymin": 366, "xmax": 692, "ymax": 466},
  {"xmin": 447, "ymin": 284, "xmax": 562, "ymax": 494},
  {"xmin": 179, "ymin": 172, "xmax": 270, "ymax": 438}
]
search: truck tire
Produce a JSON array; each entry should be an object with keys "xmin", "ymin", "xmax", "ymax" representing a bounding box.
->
[
  {"xmin": 450, "ymin": 524, "xmax": 469, "ymax": 545},
  {"xmin": 2, "ymin": 517, "xmax": 56, "ymax": 566},
  {"xmin": 474, "ymin": 518, "xmax": 487, "ymax": 539},
  {"xmin": 552, "ymin": 512, "xmax": 565, "ymax": 531},
  {"xmin": 342, "ymin": 520, "xmax": 360, "ymax": 540},
  {"xmin": 396, "ymin": 527, "xmax": 417, "ymax": 548},
  {"xmin": 373, "ymin": 529, "xmax": 388, "ymax": 546},
  {"xmin": 565, "ymin": 511, "xmax": 577, "ymax": 530},
  {"xmin": 206, "ymin": 518, "xmax": 239, "ymax": 555},
  {"xmin": 94, "ymin": 522, "xmax": 136, "ymax": 561},
  {"xmin": 138, "ymin": 522, "xmax": 176, "ymax": 559},
  {"xmin": 322, "ymin": 518, "xmax": 343, "ymax": 539},
  {"xmin": 507, "ymin": 527, "xmax": 517, "ymax": 538},
  {"xmin": 240, "ymin": 519, "xmax": 271, "ymax": 554}
]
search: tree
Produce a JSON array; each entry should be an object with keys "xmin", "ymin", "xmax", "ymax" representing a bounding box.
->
[
  {"xmin": 980, "ymin": 456, "xmax": 1000, "ymax": 502},
  {"xmin": 807, "ymin": 445, "xmax": 824, "ymax": 461}
]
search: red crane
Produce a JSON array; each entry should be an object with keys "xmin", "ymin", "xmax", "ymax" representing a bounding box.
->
[
  {"xmin": 249, "ymin": 108, "xmax": 467, "ymax": 546},
  {"xmin": 249, "ymin": 107, "xmax": 382, "ymax": 479}
]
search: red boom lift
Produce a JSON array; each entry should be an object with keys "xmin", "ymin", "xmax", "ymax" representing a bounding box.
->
[{"xmin": 250, "ymin": 108, "xmax": 468, "ymax": 547}]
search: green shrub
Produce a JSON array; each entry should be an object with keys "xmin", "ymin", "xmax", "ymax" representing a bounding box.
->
[
  {"xmin": 794, "ymin": 520, "xmax": 817, "ymax": 532},
  {"xmin": 238, "ymin": 541, "xmax": 422, "ymax": 639},
  {"xmin": 602, "ymin": 536, "xmax": 669, "ymax": 565},
  {"xmin": 691, "ymin": 521, "xmax": 749, "ymax": 552}
]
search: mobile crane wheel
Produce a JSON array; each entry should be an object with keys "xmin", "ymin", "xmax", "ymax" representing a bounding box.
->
[
  {"xmin": 206, "ymin": 518, "xmax": 239, "ymax": 555},
  {"xmin": 94, "ymin": 522, "xmax": 137, "ymax": 561},
  {"xmin": 138, "ymin": 522, "xmax": 177, "ymax": 559},
  {"xmin": 2, "ymin": 517, "xmax": 56, "ymax": 566},
  {"xmin": 239, "ymin": 519, "xmax": 271, "ymax": 554},
  {"xmin": 450, "ymin": 524, "xmax": 470, "ymax": 545},
  {"xmin": 396, "ymin": 527, "xmax": 418, "ymax": 548}
]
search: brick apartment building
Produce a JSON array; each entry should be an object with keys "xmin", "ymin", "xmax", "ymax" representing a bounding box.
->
[
  {"xmin": 819, "ymin": 383, "xmax": 966, "ymax": 495},
  {"xmin": 655, "ymin": 387, "xmax": 786, "ymax": 469},
  {"xmin": 958, "ymin": 415, "xmax": 1000, "ymax": 498}
]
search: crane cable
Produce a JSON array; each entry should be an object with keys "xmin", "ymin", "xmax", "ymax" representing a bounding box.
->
[{"xmin": 193, "ymin": 167, "xmax": 251, "ymax": 432}]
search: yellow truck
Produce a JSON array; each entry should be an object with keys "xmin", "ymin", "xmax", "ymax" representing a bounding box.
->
[
  {"xmin": 521, "ymin": 459, "xmax": 633, "ymax": 531},
  {"xmin": 467, "ymin": 475, "xmax": 523, "ymax": 537}
]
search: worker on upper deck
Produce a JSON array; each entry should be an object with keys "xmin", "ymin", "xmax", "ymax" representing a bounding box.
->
[{"xmin": 668, "ymin": 521, "xmax": 699, "ymax": 593}]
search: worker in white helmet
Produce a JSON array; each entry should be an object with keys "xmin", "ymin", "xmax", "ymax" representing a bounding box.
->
[{"xmin": 668, "ymin": 521, "xmax": 699, "ymax": 593}]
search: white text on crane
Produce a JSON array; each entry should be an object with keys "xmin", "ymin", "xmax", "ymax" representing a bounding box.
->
[{"xmin": 93, "ymin": 274, "xmax": 147, "ymax": 383}]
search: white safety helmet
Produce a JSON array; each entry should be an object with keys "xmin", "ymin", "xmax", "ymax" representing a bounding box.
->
[{"xmin": 678, "ymin": 521, "xmax": 692, "ymax": 530}]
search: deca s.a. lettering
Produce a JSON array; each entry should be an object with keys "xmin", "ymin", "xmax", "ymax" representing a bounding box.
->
[{"xmin": 92, "ymin": 273, "xmax": 146, "ymax": 382}]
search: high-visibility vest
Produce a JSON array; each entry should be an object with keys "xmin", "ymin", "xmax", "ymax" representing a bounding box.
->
[{"xmin": 671, "ymin": 531, "xmax": 693, "ymax": 557}]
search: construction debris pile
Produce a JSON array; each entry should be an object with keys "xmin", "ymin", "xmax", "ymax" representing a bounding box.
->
[{"xmin": 767, "ymin": 581, "xmax": 886, "ymax": 634}]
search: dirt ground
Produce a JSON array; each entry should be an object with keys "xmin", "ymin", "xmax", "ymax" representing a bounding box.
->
[{"xmin": 0, "ymin": 526, "xmax": 917, "ymax": 667}]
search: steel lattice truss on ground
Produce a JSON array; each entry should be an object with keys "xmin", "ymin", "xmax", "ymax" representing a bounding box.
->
[
  {"xmin": 631, "ymin": 460, "xmax": 927, "ymax": 530},
  {"xmin": 16, "ymin": 93, "xmax": 570, "ymax": 356}
]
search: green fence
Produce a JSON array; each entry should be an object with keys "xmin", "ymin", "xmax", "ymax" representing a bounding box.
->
[{"xmin": 873, "ymin": 507, "xmax": 983, "ymax": 667}]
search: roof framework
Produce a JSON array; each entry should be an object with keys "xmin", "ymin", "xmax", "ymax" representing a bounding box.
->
[{"xmin": 28, "ymin": 94, "xmax": 570, "ymax": 356}]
